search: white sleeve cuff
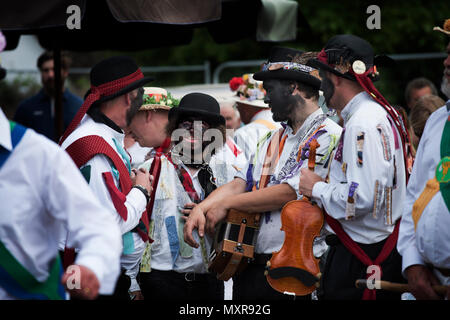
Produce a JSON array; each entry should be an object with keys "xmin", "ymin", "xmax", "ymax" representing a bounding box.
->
[
  {"xmin": 312, "ymin": 181, "xmax": 328, "ymax": 200},
  {"xmin": 401, "ymin": 245, "xmax": 426, "ymax": 277},
  {"xmin": 127, "ymin": 187, "xmax": 148, "ymax": 212}
]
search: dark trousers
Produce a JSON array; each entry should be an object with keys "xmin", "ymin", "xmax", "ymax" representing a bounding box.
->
[
  {"xmin": 319, "ymin": 235, "xmax": 405, "ymax": 300},
  {"xmin": 232, "ymin": 255, "xmax": 311, "ymax": 301},
  {"xmin": 97, "ymin": 269, "xmax": 131, "ymax": 300},
  {"xmin": 139, "ymin": 269, "xmax": 224, "ymax": 301}
]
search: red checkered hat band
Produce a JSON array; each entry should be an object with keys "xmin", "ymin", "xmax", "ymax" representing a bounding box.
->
[
  {"xmin": 59, "ymin": 69, "xmax": 144, "ymax": 145},
  {"xmin": 93, "ymin": 69, "xmax": 144, "ymax": 97}
]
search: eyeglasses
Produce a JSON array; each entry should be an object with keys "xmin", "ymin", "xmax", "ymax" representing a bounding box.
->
[{"xmin": 178, "ymin": 120, "xmax": 210, "ymax": 131}]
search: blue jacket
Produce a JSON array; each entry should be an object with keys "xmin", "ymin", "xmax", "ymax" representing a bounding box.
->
[{"xmin": 14, "ymin": 89, "xmax": 83, "ymax": 142}]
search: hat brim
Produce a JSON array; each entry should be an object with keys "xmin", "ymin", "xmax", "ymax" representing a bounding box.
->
[
  {"xmin": 139, "ymin": 104, "xmax": 172, "ymax": 111},
  {"xmin": 253, "ymin": 69, "xmax": 321, "ymax": 90},
  {"xmin": 307, "ymin": 59, "xmax": 342, "ymax": 78},
  {"xmin": 168, "ymin": 107, "xmax": 225, "ymax": 126},
  {"xmin": 308, "ymin": 58, "xmax": 383, "ymax": 82},
  {"xmin": 86, "ymin": 75, "xmax": 155, "ymax": 105},
  {"xmin": 232, "ymin": 96, "xmax": 268, "ymax": 108}
]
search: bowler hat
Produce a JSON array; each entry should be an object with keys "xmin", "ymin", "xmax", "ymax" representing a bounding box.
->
[
  {"xmin": 85, "ymin": 56, "xmax": 154, "ymax": 105},
  {"xmin": 60, "ymin": 55, "xmax": 154, "ymax": 144},
  {"xmin": 253, "ymin": 46, "xmax": 321, "ymax": 90},
  {"xmin": 168, "ymin": 92, "xmax": 225, "ymax": 126}
]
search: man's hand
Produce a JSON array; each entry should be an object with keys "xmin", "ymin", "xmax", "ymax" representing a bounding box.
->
[
  {"xmin": 183, "ymin": 205, "xmax": 206, "ymax": 248},
  {"xmin": 61, "ymin": 265, "xmax": 100, "ymax": 300},
  {"xmin": 204, "ymin": 204, "xmax": 229, "ymax": 235},
  {"xmin": 180, "ymin": 202, "xmax": 197, "ymax": 221},
  {"xmin": 134, "ymin": 168, "xmax": 153, "ymax": 194},
  {"xmin": 299, "ymin": 168, "xmax": 324, "ymax": 198},
  {"xmin": 405, "ymin": 265, "xmax": 442, "ymax": 299}
]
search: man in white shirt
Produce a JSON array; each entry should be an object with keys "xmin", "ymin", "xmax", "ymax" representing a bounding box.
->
[
  {"xmin": 131, "ymin": 92, "xmax": 242, "ymax": 300},
  {"xmin": 59, "ymin": 56, "xmax": 154, "ymax": 299},
  {"xmin": 0, "ymin": 107, "xmax": 122, "ymax": 300},
  {"xmin": 300, "ymin": 34, "xmax": 412, "ymax": 300},
  {"xmin": 184, "ymin": 47, "xmax": 342, "ymax": 300},
  {"xmin": 397, "ymin": 22, "xmax": 450, "ymax": 300}
]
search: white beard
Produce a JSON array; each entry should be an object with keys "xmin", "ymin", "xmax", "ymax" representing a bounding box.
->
[{"xmin": 441, "ymin": 75, "xmax": 450, "ymax": 99}]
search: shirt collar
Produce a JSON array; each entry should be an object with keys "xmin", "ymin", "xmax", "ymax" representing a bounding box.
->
[
  {"xmin": 446, "ymin": 99, "xmax": 450, "ymax": 112},
  {"xmin": 0, "ymin": 108, "xmax": 13, "ymax": 151},
  {"xmin": 341, "ymin": 91, "xmax": 371, "ymax": 124},
  {"xmin": 87, "ymin": 107, "xmax": 123, "ymax": 134}
]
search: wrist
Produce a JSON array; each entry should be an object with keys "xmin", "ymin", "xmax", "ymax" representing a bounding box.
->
[{"xmin": 133, "ymin": 184, "xmax": 150, "ymax": 204}]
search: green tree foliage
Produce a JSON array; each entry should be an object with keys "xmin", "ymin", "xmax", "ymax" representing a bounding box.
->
[{"xmin": 69, "ymin": 1, "xmax": 449, "ymax": 107}]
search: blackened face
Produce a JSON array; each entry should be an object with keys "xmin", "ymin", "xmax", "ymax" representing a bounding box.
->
[
  {"xmin": 319, "ymin": 70, "xmax": 335, "ymax": 107},
  {"xmin": 263, "ymin": 79, "xmax": 298, "ymax": 122}
]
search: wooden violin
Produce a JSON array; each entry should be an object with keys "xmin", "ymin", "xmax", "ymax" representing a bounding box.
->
[{"xmin": 265, "ymin": 138, "xmax": 323, "ymax": 296}]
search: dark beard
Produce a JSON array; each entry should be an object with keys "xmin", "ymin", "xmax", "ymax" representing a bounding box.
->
[
  {"xmin": 321, "ymin": 76, "xmax": 335, "ymax": 107},
  {"xmin": 126, "ymin": 87, "xmax": 144, "ymax": 125},
  {"xmin": 272, "ymin": 94, "xmax": 306, "ymax": 124}
]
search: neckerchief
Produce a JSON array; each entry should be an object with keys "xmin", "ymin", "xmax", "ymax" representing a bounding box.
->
[{"xmin": 166, "ymin": 153, "xmax": 213, "ymax": 269}]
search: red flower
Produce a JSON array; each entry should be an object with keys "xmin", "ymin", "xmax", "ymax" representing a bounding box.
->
[{"xmin": 229, "ymin": 77, "xmax": 244, "ymax": 91}]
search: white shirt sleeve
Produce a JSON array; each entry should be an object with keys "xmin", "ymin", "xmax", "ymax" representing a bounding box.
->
[
  {"xmin": 397, "ymin": 125, "xmax": 431, "ymax": 273},
  {"xmin": 44, "ymin": 142, "xmax": 123, "ymax": 294},
  {"xmin": 312, "ymin": 123, "xmax": 392, "ymax": 220}
]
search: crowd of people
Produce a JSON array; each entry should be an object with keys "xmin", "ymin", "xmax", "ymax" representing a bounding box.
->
[{"xmin": 0, "ymin": 20, "xmax": 449, "ymax": 301}]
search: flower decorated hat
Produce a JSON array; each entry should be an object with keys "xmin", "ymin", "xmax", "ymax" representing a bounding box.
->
[
  {"xmin": 229, "ymin": 73, "xmax": 268, "ymax": 108},
  {"xmin": 140, "ymin": 87, "xmax": 180, "ymax": 111}
]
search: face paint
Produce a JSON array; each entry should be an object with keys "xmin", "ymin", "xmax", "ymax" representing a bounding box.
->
[
  {"xmin": 263, "ymin": 79, "xmax": 300, "ymax": 123},
  {"xmin": 319, "ymin": 70, "xmax": 335, "ymax": 108}
]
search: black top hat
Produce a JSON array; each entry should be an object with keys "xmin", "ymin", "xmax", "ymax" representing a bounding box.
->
[
  {"xmin": 308, "ymin": 34, "xmax": 377, "ymax": 82},
  {"xmin": 85, "ymin": 56, "xmax": 155, "ymax": 105},
  {"xmin": 168, "ymin": 92, "xmax": 225, "ymax": 126},
  {"xmin": 253, "ymin": 46, "xmax": 321, "ymax": 90}
]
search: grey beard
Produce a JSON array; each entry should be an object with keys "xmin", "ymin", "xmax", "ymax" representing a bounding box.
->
[{"xmin": 441, "ymin": 75, "xmax": 450, "ymax": 99}]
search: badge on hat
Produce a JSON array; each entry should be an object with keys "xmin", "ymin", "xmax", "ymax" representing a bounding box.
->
[{"xmin": 352, "ymin": 60, "xmax": 366, "ymax": 75}]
